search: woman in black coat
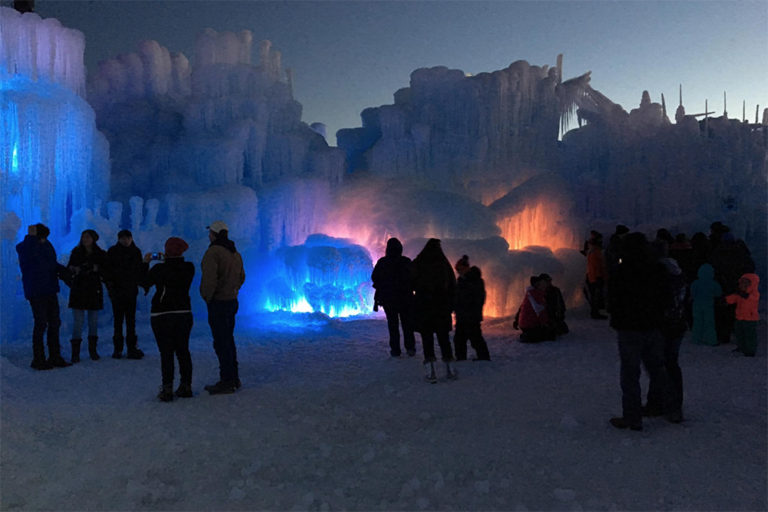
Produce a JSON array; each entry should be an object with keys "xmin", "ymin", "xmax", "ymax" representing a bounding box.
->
[
  {"xmin": 371, "ymin": 237, "xmax": 416, "ymax": 357},
  {"xmin": 142, "ymin": 237, "xmax": 195, "ymax": 402},
  {"xmin": 67, "ymin": 229, "xmax": 107, "ymax": 361},
  {"xmin": 412, "ymin": 238, "xmax": 456, "ymax": 382}
]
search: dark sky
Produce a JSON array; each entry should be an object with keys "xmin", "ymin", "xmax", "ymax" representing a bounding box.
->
[{"xmin": 20, "ymin": 0, "xmax": 768, "ymax": 145}]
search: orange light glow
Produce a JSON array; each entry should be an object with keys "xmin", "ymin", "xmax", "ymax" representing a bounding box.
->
[{"xmin": 497, "ymin": 201, "xmax": 578, "ymax": 251}]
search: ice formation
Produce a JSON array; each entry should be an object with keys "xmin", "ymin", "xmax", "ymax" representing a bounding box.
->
[
  {"xmin": 1, "ymin": 7, "xmax": 766, "ymax": 341},
  {"xmin": 1, "ymin": 8, "xmax": 109, "ymax": 342}
]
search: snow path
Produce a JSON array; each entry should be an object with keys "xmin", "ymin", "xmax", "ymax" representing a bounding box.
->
[{"xmin": 2, "ymin": 310, "xmax": 766, "ymax": 511}]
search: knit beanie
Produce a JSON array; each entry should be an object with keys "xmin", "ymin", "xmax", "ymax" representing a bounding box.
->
[
  {"xmin": 117, "ymin": 229, "xmax": 132, "ymax": 239},
  {"xmin": 164, "ymin": 237, "xmax": 189, "ymax": 258}
]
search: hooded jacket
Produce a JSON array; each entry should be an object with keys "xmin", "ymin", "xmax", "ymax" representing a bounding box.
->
[
  {"xmin": 725, "ymin": 273, "xmax": 760, "ymax": 321},
  {"xmin": 518, "ymin": 285, "xmax": 549, "ymax": 329},
  {"xmin": 690, "ymin": 264, "xmax": 722, "ymax": 308},
  {"xmin": 455, "ymin": 266, "xmax": 485, "ymax": 325},
  {"xmin": 16, "ymin": 235, "xmax": 65, "ymax": 299},
  {"xmin": 371, "ymin": 238, "xmax": 413, "ymax": 308},
  {"xmin": 411, "ymin": 239, "xmax": 455, "ymax": 332}
]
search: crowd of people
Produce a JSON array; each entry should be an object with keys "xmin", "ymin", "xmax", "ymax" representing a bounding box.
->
[
  {"xmin": 578, "ymin": 222, "xmax": 759, "ymax": 431},
  {"xmin": 372, "ymin": 238, "xmax": 491, "ymax": 383},
  {"xmin": 15, "ymin": 221, "xmax": 245, "ymax": 401},
  {"xmin": 16, "ymin": 219, "xmax": 761, "ymax": 418}
]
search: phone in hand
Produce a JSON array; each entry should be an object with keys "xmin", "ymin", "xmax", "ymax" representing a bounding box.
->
[{"xmin": 151, "ymin": 252, "xmax": 165, "ymax": 261}]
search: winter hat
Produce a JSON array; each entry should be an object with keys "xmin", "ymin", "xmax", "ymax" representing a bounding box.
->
[
  {"xmin": 164, "ymin": 237, "xmax": 189, "ymax": 258},
  {"xmin": 117, "ymin": 229, "xmax": 132, "ymax": 239},
  {"xmin": 615, "ymin": 225, "xmax": 630, "ymax": 235},
  {"xmin": 207, "ymin": 220, "xmax": 229, "ymax": 234},
  {"xmin": 35, "ymin": 223, "xmax": 50, "ymax": 239},
  {"xmin": 81, "ymin": 229, "xmax": 99, "ymax": 242},
  {"xmin": 538, "ymin": 273, "xmax": 552, "ymax": 282},
  {"xmin": 455, "ymin": 254, "xmax": 470, "ymax": 271}
]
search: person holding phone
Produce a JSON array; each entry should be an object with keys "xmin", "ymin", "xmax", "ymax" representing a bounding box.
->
[
  {"xmin": 142, "ymin": 238, "xmax": 195, "ymax": 401},
  {"xmin": 16, "ymin": 223, "xmax": 71, "ymax": 370}
]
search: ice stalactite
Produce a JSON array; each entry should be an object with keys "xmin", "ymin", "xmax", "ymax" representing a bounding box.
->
[{"xmin": 1, "ymin": 7, "xmax": 109, "ymax": 342}]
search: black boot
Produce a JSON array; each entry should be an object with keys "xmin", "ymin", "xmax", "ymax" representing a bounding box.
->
[
  {"xmin": 70, "ymin": 339, "xmax": 82, "ymax": 363},
  {"xmin": 112, "ymin": 335, "xmax": 124, "ymax": 359},
  {"xmin": 157, "ymin": 384, "xmax": 174, "ymax": 402},
  {"xmin": 87, "ymin": 336, "xmax": 100, "ymax": 361},
  {"xmin": 126, "ymin": 335, "xmax": 144, "ymax": 360},
  {"xmin": 175, "ymin": 382, "xmax": 193, "ymax": 398},
  {"xmin": 47, "ymin": 337, "xmax": 70, "ymax": 367}
]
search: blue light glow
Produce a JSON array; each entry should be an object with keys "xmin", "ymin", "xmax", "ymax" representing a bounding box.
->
[{"xmin": 261, "ymin": 235, "xmax": 375, "ymax": 318}]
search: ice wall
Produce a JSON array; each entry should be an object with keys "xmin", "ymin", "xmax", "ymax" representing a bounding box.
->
[
  {"xmin": 89, "ymin": 30, "xmax": 344, "ymax": 204},
  {"xmin": 1, "ymin": 7, "xmax": 110, "ymax": 343},
  {"xmin": 561, "ymin": 90, "xmax": 768, "ymax": 279},
  {"xmin": 0, "ymin": 7, "xmax": 86, "ymax": 96},
  {"xmin": 337, "ymin": 59, "xmax": 586, "ymax": 201}
]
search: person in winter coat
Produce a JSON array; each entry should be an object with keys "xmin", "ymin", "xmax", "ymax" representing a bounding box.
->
[
  {"xmin": 654, "ymin": 241, "xmax": 689, "ymax": 423},
  {"xmin": 200, "ymin": 221, "xmax": 246, "ymax": 395},
  {"xmin": 516, "ymin": 275, "xmax": 556, "ymax": 342},
  {"xmin": 105, "ymin": 230, "xmax": 145, "ymax": 359},
  {"xmin": 16, "ymin": 223, "xmax": 71, "ymax": 370},
  {"xmin": 143, "ymin": 237, "xmax": 195, "ymax": 401},
  {"xmin": 710, "ymin": 231, "xmax": 755, "ymax": 344},
  {"xmin": 371, "ymin": 238, "xmax": 416, "ymax": 357},
  {"xmin": 607, "ymin": 232, "xmax": 667, "ymax": 431},
  {"xmin": 67, "ymin": 229, "xmax": 107, "ymax": 362},
  {"xmin": 412, "ymin": 238, "xmax": 456, "ymax": 382},
  {"xmin": 539, "ymin": 273, "xmax": 568, "ymax": 335},
  {"xmin": 725, "ymin": 273, "xmax": 760, "ymax": 357},
  {"xmin": 689, "ymin": 264, "xmax": 721, "ymax": 346},
  {"xmin": 453, "ymin": 255, "xmax": 490, "ymax": 361}
]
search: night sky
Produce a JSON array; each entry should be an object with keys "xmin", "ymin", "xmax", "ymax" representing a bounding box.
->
[{"xmin": 19, "ymin": 0, "xmax": 768, "ymax": 145}]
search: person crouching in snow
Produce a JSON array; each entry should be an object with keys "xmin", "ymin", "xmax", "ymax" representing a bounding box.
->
[
  {"xmin": 142, "ymin": 237, "xmax": 195, "ymax": 402},
  {"xmin": 453, "ymin": 255, "xmax": 491, "ymax": 361},
  {"xmin": 515, "ymin": 275, "xmax": 556, "ymax": 343},
  {"xmin": 725, "ymin": 273, "xmax": 760, "ymax": 357}
]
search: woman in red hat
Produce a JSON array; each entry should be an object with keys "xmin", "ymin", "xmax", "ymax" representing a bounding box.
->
[{"xmin": 142, "ymin": 237, "xmax": 195, "ymax": 402}]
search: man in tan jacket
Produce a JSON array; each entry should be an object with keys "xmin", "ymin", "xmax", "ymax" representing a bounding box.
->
[{"xmin": 200, "ymin": 220, "xmax": 246, "ymax": 394}]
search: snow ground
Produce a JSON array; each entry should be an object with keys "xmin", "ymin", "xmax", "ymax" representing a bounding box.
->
[{"xmin": 1, "ymin": 308, "xmax": 766, "ymax": 511}]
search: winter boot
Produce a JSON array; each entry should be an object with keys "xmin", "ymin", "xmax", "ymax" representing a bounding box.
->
[
  {"xmin": 445, "ymin": 361, "xmax": 458, "ymax": 380},
  {"xmin": 87, "ymin": 335, "xmax": 100, "ymax": 361},
  {"xmin": 111, "ymin": 335, "xmax": 124, "ymax": 359},
  {"xmin": 70, "ymin": 339, "xmax": 82, "ymax": 363},
  {"xmin": 47, "ymin": 355, "xmax": 72, "ymax": 368},
  {"xmin": 157, "ymin": 384, "xmax": 174, "ymax": 402},
  {"xmin": 423, "ymin": 362, "xmax": 437, "ymax": 384},
  {"xmin": 125, "ymin": 335, "xmax": 144, "ymax": 360},
  {"xmin": 30, "ymin": 358, "xmax": 54, "ymax": 370},
  {"xmin": 204, "ymin": 381, "xmax": 236, "ymax": 395},
  {"xmin": 175, "ymin": 382, "xmax": 193, "ymax": 398}
]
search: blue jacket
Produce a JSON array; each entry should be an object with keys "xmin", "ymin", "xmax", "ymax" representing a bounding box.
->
[{"xmin": 16, "ymin": 235, "xmax": 64, "ymax": 299}]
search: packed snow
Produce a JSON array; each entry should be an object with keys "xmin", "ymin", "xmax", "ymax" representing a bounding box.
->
[{"xmin": 1, "ymin": 310, "xmax": 766, "ymax": 511}]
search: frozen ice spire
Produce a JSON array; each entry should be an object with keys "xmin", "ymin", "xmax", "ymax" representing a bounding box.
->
[
  {"xmin": 640, "ymin": 90, "xmax": 651, "ymax": 107},
  {"xmin": 675, "ymin": 84, "xmax": 685, "ymax": 122}
]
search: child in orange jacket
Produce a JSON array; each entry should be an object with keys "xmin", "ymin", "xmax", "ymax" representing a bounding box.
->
[{"xmin": 724, "ymin": 273, "xmax": 760, "ymax": 356}]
